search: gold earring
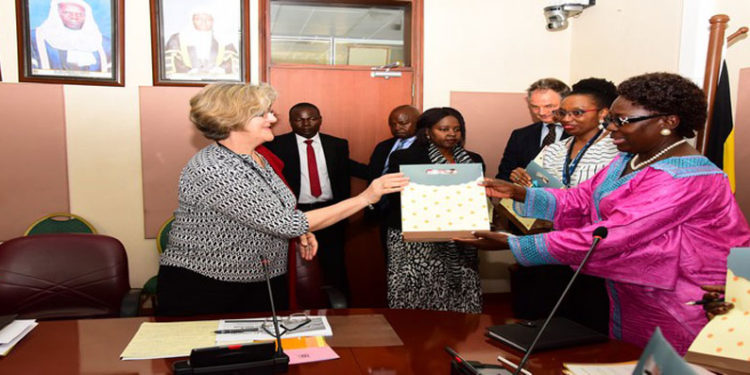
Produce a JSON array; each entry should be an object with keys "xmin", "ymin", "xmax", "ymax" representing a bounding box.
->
[{"xmin": 660, "ymin": 128, "xmax": 672, "ymax": 136}]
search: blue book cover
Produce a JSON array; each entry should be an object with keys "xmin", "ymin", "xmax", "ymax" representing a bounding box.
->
[
  {"xmin": 634, "ymin": 328, "xmax": 698, "ymax": 374},
  {"xmin": 525, "ymin": 161, "xmax": 564, "ymax": 188}
]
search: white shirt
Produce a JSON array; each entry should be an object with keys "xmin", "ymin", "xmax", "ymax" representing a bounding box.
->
[
  {"xmin": 533, "ymin": 135, "xmax": 619, "ymax": 187},
  {"xmin": 295, "ymin": 133, "xmax": 333, "ymax": 203},
  {"xmin": 539, "ymin": 123, "xmax": 565, "ymax": 147}
]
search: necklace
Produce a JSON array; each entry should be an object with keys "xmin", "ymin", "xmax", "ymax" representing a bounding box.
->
[{"xmin": 629, "ymin": 139, "xmax": 688, "ymax": 170}]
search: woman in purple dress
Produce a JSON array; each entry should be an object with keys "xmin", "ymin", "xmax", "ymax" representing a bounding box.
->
[{"xmin": 459, "ymin": 72, "xmax": 750, "ymax": 354}]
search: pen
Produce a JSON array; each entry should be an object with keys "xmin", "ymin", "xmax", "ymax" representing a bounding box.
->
[
  {"xmin": 214, "ymin": 328, "xmax": 260, "ymax": 334},
  {"xmin": 685, "ymin": 297, "xmax": 725, "ymax": 305},
  {"xmin": 497, "ymin": 354, "xmax": 533, "ymax": 375}
]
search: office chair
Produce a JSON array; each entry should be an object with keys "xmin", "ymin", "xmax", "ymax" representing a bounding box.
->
[
  {"xmin": 24, "ymin": 212, "xmax": 97, "ymax": 236},
  {"xmin": 294, "ymin": 250, "xmax": 347, "ymax": 309},
  {"xmin": 141, "ymin": 216, "xmax": 174, "ymax": 312},
  {"xmin": 0, "ymin": 233, "xmax": 141, "ymax": 320}
]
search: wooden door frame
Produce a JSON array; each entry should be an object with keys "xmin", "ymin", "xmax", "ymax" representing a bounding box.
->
[{"xmin": 259, "ymin": 0, "xmax": 423, "ymax": 108}]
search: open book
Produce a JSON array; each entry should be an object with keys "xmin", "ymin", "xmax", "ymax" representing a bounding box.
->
[
  {"xmin": 495, "ymin": 161, "xmax": 557, "ymax": 234},
  {"xmin": 685, "ymin": 247, "xmax": 750, "ymax": 374}
]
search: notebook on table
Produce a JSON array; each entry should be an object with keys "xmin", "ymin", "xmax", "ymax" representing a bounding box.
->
[{"xmin": 486, "ymin": 317, "xmax": 607, "ymax": 352}]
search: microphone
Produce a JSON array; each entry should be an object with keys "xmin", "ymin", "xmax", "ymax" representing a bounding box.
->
[
  {"xmin": 510, "ymin": 226, "xmax": 608, "ymax": 375},
  {"xmin": 261, "ymin": 254, "xmax": 290, "ymax": 373},
  {"xmin": 172, "ymin": 255, "xmax": 290, "ymax": 374}
]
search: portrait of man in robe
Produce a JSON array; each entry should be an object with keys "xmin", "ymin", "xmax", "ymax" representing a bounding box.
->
[
  {"xmin": 27, "ymin": 0, "xmax": 114, "ymax": 78},
  {"xmin": 157, "ymin": 0, "xmax": 243, "ymax": 83}
]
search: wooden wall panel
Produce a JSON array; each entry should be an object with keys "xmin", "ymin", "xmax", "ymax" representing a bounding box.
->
[
  {"xmin": 139, "ymin": 86, "xmax": 205, "ymax": 238},
  {"xmin": 0, "ymin": 83, "xmax": 69, "ymax": 241},
  {"xmin": 450, "ymin": 91, "xmax": 532, "ymax": 177},
  {"xmin": 734, "ymin": 67, "xmax": 750, "ymax": 220}
]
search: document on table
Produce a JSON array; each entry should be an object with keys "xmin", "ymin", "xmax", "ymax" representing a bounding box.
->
[
  {"xmin": 0, "ymin": 319, "xmax": 37, "ymax": 356},
  {"xmin": 120, "ymin": 320, "xmax": 219, "ymax": 360},
  {"xmin": 282, "ymin": 336, "xmax": 339, "ymax": 365},
  {"xmin": 215, "ymin": 316, "xmax": 332, "ymax": 343}
]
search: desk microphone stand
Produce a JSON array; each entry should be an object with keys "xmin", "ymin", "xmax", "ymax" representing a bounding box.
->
[{"xmin": 172, "ymin": 255, "xmax": 289, "ymax": 374}]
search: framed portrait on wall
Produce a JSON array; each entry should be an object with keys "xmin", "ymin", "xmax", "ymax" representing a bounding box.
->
[
  {"xmin": 15, "ymin": 0, "xmax": 124, "ymax": 86},
  {"xmin": 150, "ymin": 0, "xmax": 249, "ymax": 86}
]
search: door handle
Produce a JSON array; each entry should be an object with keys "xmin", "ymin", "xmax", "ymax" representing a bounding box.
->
[{"xmin": 370, "ymin": 71, "xmax": 402, "ymax": 79}]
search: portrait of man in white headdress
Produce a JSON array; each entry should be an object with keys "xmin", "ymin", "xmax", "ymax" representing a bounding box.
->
[
  {"xmin": 29, "ymin": 0, "xmax": 112, "ymax": 76},
  {"xmin": 161, "ymin": 0, "xmax": 241, "ymax": 81}
]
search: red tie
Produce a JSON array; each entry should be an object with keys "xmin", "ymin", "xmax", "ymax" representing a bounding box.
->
[{"xmin": 304, "ymin": 140, "xmax": 322, "ymax": 197}]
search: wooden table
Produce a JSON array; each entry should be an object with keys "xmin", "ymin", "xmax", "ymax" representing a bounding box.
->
[{"xmin": 0, "ymin": 308, "xmax": 641, "ymax": 374}]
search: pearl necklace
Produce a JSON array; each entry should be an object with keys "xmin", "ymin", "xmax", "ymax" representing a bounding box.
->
[{"xmin": 630, "ymin": 139, "xmax": 688, "ymax": 170}]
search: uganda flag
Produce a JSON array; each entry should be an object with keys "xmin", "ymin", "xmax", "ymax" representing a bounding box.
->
[{"xmin": 706, "ymin": 60, "xmax": 736, "ymax": 193}]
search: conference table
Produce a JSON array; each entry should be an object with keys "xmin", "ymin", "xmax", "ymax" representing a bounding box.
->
[{"xmin": 0, "ymin": 308, "xmax": 641, "ymax": 374}]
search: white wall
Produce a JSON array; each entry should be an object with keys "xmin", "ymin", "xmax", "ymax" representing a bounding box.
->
[
  {"xmin": 570, "ymin": 0, "xmax": 684, "ymax": 83},
  {"xmin": 423, "ymin": 0, "xmax": 573, "ymax": 108}
]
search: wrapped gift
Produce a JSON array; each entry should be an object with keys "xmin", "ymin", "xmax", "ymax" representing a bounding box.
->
[
  {"xmin": 400, "ymin": 163, "xmax": 489, "ymax": 242},
  {"xmin": 685, "ymin": 248, "xmax": 750, "ymax": 374}
]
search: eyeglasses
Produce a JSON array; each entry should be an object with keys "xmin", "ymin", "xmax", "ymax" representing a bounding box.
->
[
  {"xmin": 552, "ymin": 108, "xmax": 599, "ymax": 118},
  {"xmin": 604, "ymin": 113, "xmax": 669, "ymax": 127},
  {"xmin": 261, "ymin": 312, "xmax": 311, "ymax": 337}
]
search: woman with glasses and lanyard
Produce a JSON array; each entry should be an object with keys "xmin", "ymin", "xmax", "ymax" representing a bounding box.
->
[
  {"xmin": 457, "ymin": 72, "xmax": 750, "ymax": 354},
  {"xmin": 507, "ymin": 78, "xmax": 619, "ymax": 335},
  {"xmin": 509, "ymin": 78, "xmax": 619, "ymax": 188},
  {"xmin": 157, "ymin": 83, "xmax": 408, "ymax": 317}
]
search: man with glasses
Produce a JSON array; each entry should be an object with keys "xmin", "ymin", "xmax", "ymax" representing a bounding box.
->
[
  {"xmin": 496, "ymin": 78, "xmax": 571, "ymax": 181},
  {"xmin": 266, "ymin": 103, "xmax": 356, "ymax": 306}
]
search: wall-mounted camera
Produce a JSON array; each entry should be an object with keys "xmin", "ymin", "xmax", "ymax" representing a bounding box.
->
[{"xmin": 543, "ymin": 0, "xmax": 595, "ymax": 31}]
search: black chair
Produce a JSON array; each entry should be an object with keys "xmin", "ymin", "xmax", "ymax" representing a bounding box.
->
[{"xmin": 0, "ymin": 233, "xmax": 141, "ymax": 320}]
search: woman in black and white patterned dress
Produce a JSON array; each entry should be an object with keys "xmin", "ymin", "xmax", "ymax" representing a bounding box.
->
[
  {"xmin": 157, "ymin": 83, "xmax": 408, "ymax": 316},
  {"xmin": 384, "ymin": 107, "xmax": 485, "ymax": 313}
]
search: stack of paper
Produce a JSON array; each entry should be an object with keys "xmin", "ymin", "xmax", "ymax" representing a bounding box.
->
[
  {"xmin": 275, "ymin": 336, "xmax": 339, "ymax": 365},
  {"xmin": 0, "ymin": 319, "xmax": 38, "ymax": 356},
  {"xmin": 120, "ymin": 320, "xmax": 218, "ymax": 360},
  {"xmin": 216, "ymin": 317, "xmax": 337, "ymax": 365},
  {"xmin": 120, "ymin": 316, "xmax": 338, "ymax": 365},
  {"xmin": 215, "ymin": 316, "xmax": 332, "ymax": 343}
]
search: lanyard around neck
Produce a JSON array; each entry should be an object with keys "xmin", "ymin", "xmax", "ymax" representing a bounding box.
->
[{"xmin": 562, "ymin": 129, "xmax": 603, "ymax": 187}]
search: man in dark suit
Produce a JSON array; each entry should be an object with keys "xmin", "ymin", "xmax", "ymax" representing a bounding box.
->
[
  {"xmin": 367, "ymin": 105, "xmax": 420, "ymax": 183},
  {"xmin": 496, "ymin": 78, "xmax": 571, "ymax": 181},
  {"xmin": 364, "ymin": 105, "xmax": 420, "ymax": 259},
  {"xmin": 265, "ymin": 102, "xmax": 352, "ymax": 302}
]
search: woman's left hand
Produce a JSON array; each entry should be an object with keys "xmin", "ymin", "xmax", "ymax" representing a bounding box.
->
[
  {"xmin": 453, "ymin": 230, "xmax": 511, "ymax": 250},
  {"xmin": 297, "ymin": 232, "xmax": 318, "ymax": 261}
]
